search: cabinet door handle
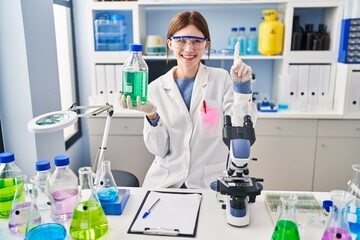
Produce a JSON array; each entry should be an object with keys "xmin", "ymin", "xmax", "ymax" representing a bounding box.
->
[{"xmin": 276, "ymin": 126, "xmax": 282, "ymax": 130}]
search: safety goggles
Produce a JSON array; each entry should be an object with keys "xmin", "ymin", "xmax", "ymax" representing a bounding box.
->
[{"xmin": 169, "ymin": 36, "xmax": 208, "ymax": 50}]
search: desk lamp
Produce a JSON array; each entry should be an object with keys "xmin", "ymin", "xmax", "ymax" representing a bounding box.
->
[{"xmin": 27, "ymin": 103, "xmax": 129, "ymax": 215}]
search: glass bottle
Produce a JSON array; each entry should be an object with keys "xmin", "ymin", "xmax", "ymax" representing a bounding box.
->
[
  {"xmin": 272, "ymin": 194, "xmax": 300, "ymax": 240},
  {"xmin": 8, "ymin": 175, "xmax": 40, "ymax": 234},
  {"xmin": 0, "ymin": 152, "xmax": 24, "ymax": 218},
  {"xmin": 246, "ymin": 27, "xmax": 258, "ymax": 55},
  {"xmin": 237, "ymin": 27, "xmax": 247, "ymax": 55},
  {"xmin": 25, "ymin": 176, "xmax": 67, "ymax": 240},
  {"xmin": 305, "ymin": 24, "xmax": 315, "ymax": 51},
  {"xmin": 322, "ymin": 190, "xmax": 352, "ymax": 240},
  {"xmin": 96, "ymin": 160, "xmax": 118, "ymax": 203},
  {"xmin": 227, "ymin": 27, "xmax": 238, "ymax": 52},
  {"xmin": 48, "ymin": 155, "xmax": 78, "ymax": 222},
  {"xmin": 70, "ymin": 167, "xmax": 108, "ymax": 240},
  {"xmin": 348, "ymin": 164, "xmax": 360, "ymax": 239},
  {"xmin": 291, "ymin": 15, "xmax": 304, "ymax": 51},
  {"xmin": 122, "ymin": 43, "xmax": 149, "ymax": 107},
  {"xmin": 33, "ymin": 160, "xmax": 52, "ymax": 211}
]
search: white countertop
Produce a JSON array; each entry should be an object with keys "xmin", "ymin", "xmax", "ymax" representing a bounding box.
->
[{"xmin": 0, "ymin": 188, "xmax": 331, "ymax": 240}]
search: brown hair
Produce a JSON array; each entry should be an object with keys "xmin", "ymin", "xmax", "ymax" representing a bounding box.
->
[{"xmin": 166, "ymin": 11, "xmax": 211, "ymax": 63}]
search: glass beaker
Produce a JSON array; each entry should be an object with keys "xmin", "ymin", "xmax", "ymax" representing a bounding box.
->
[
  {"xmin": 96, "ymin": 160, "xmax": 118, "ymax": 203},
  {"xmin": 322, "ymin": 190, "xmax": 352, "ymax": 240},
  {"xmin": 272, "ymin": 194, "xmax": 300, "ymax": 240},
  {"xmin": 348, "ymin": 164, "xmax": 360, "ymax": 239},
  {"xmin": 69, "ymin": 167, "xmax": 108, "ymax": 240},
  {"xmin": 8, "ymin": 175, "xmax": 41, "ymax": 234},
  {"xmin": 25, "ymin": 176, "xmax": 67, "ymax": 240}
]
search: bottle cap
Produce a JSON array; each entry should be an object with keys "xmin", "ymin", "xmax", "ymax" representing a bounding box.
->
[
  {"xmin": 0, "ymin": 152, "xmax": 15, "ymax": 163},
  {"xmin": 231, "ymin": 27, "xmax": 237, "ymax": 31},
  {"xmin": 250, "ymin": 27, "xmax": 256, "ymax": 31},
  {"xmin": 36, "ymin": 160, "xmax": 51, "ymax": 171},
  {"xmin": 54, "ymin": 155, "xmax": 70, "ymax": 167},
  {"xmin": 239, "ymin": 27, "xmax": 246, "ymax": 31},
  {"xmin": 129, "ymin": 43, "xmax": 143, "ymax": 51},
  {"xmin": 110, "ymin": 14, "xmax": 125, "ymax": 21}
]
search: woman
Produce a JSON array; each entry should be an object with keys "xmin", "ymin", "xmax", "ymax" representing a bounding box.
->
[{"xmin": 120, "ymin": 11, "xmax": 257, "ymax": 189}]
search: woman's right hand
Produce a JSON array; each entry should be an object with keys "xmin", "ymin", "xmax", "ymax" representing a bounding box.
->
[{"xmin": 119, "ymin": 94, "xmax": 157, "ymax": 117}]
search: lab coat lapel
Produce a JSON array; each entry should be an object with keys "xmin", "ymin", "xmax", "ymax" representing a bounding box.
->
[
  {"xmin": 161, "ymin": 68, "xmax": 189, "ymax": 114},
  {"xmin": 190, "ymin": 63, "xmax": 208, "ymax": 117}
]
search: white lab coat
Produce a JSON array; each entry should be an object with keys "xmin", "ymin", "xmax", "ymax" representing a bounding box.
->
[{"xmin": 142, "ymin": 63, "xmax": 257, "ymax": 189}]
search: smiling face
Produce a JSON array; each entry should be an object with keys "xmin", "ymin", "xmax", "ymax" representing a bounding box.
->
[{"xmin": 168, "ymin": 25, "xmax": 209, "ymax": 78}]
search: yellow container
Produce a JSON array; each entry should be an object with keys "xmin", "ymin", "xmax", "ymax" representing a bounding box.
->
[{"xmin": 258, "ymin": 9, "xmax": 284, "ymax": 56}]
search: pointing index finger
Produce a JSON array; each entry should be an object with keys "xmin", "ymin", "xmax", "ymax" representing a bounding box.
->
[{"xmin": 234, "ymin": 42, "xmax": 240, "ymax": 64}]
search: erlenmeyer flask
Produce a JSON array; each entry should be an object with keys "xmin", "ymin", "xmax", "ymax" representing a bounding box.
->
[
  {"xmin": 69, "ymin": 167, "xmax": 108, "ymax": 240},
  {"xmin": 8, "ymin": 175, "xmax": 40, "ymax": 234},
  {"xmin": 272, "ymin": 194, "xmax": 300, "ymax": 240},
  {"xmin": 96, "ymin": 160, "xmax": 118, "ymax": 203},
  {"xmin": 348, "ymin": 164, "xmax": 360, "ymax": 239},
  {"xmin": 322, "ymin": 190, "xmax": 352, "ymax": 240},
  {"xmin": 25, "ymin": 176, "xmax": 66, "ymax": 240}
]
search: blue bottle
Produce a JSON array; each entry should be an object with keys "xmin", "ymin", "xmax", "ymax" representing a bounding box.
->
[
  {"xmin": 227, "ymin": 27, "xmax": 238, "ymax": 52},
  {"xmin": 237, "ymin": 27, "xmax": 247, "ymax": 55},
  {"xmin": 246, "ymin": 27, "xmax": 258, "ymax": 55}
]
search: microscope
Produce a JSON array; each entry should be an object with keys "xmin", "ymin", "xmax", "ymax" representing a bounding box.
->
[{"xmin": 216, "ymin": 115, "xmax": 263, "ymax": 227}]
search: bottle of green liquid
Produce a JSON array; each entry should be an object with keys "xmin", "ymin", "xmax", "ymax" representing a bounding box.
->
[
  {"xmin": 272, "ymin": 194, "xmax": 300, "ymax": 240},
  {"xmin": 0, "ymin": 152, "xmax": 24, "ymax": 219},
  {"xmin": 70, "ymin": 167, "xmax": 108, "ymax": 240},
  {"xmin": 122, "ymin": 43, "xmax": 148, "ymax": 107}
]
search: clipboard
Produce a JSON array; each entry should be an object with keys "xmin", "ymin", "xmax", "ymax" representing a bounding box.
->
[{"xmin": 128, "ymin": 190, "xmax": 202, "ymax": 237}]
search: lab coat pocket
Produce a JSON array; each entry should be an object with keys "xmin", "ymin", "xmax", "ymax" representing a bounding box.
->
[
  {"xmin": 143, "ymin": 159, "xmax": 169, "ymax": 188},
  {"xmin": 200, "ymin": 100, "xmax": 220, "ymax": 139},
  {"xmin": 203, "ymin": 161, "xmax": 225, "ymax": 189}
]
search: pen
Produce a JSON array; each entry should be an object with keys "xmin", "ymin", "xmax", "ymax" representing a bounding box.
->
[
  {"xmin": 142, "ymin": 198, "xmax": 161, "ymax": 219},
  {"xmin": 203, "ymin": 100, "xmax": 207, "ymax": 113}
]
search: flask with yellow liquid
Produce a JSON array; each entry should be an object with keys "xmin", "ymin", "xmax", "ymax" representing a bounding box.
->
[{"xmin": 258, "ymin": 9, "xmax": 284, "ymax": 56}]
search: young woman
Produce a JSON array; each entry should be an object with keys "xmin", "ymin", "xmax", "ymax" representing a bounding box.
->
[{"xmin": 120, "ymin": 11, "xmax": 257, "ymax": 189}]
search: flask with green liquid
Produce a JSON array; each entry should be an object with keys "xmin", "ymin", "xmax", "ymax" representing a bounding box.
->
[
  {"xmin": 0, "ymin": 152, "xmax": 24, "ymax": 219},
  {"xmin": 70, "ymin": 167, "xmax": 108, "ymax": 240},
  {"xmin": 272, "ymin": 194, "xmax": 300, "ymax": 240}
]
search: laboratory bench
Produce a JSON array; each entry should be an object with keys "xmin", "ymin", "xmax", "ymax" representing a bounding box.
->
[
  {"xmin": 0, "ymin": 187, "xmax": 331, "ymax": 240},
  {"xmin": 88, "ymin": 110, "xmax": 360, "ymax": 192}
]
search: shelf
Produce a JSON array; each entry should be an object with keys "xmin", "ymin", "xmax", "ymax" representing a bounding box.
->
[{"xmin": 143, "ymin": 55, "xmax": 284, "ymax": 61}]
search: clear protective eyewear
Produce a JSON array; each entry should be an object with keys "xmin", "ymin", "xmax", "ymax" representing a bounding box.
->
[{"xmin": 170, "ymin": 36, "xmax": 208, "ymax": 50}]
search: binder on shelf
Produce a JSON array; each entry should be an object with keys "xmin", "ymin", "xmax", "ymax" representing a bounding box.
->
[
  {"xmin": 348, "ymin": 70, "xmax": 360, "ymax": 114},
  {"xmin": 128, "ymin": 190, "xmax": 202, "ymax": 237},
  {"xmin": 308, "ymin": 65, "xmax": 320, "ymax": 107},
  {"xmin": 115, "ymin": 64, "xmax": 123, "ymax": 95},
  {"xmin": 95, "ymin": 64, "xmax": 106, "ymax": 95},
  {"xmin": 297, "ymin": 65, "xmax": 310, "ymax": 107},
  {"xmin": 105, "ymin": 64, "xmax": 116, "ymax": 95},
  {"xmin": 288, "ymin": 65, "xmax": 299, "ymax": 110},
  {"xmin": 318, "ymin": 65, "xmax": 332, "ymax": 106}
]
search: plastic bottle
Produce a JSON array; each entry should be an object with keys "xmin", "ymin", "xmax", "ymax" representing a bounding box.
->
[
  {"xmin": 70, "ymin": 167, "xmax": 108, "ymax": 240},
  {"xmin": 227, "ymin": 27, "xmax": 238, "ymax": 52},
  {"xmin": 246, "ymin": 27, "xmax": 258, "ymax": 55},
  {"xmin": 33, "ymin": 160, "xmax": 52, "ymax": 211},
  {"xmin": 122, "ymin": 44, "xmax": 149, "ymax": 107},
  {"xmin": 237, "ymin": 27, "xmax": 247, "ymax": 55},
  {"xmin": 0, "ymin": 152, "xmax": 24, "ymax": 218},
  {"xmin": 48, "ymin": 155, "xmax": 78, "ymax": 222}
]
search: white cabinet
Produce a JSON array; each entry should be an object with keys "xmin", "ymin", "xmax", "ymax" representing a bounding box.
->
[
  {"xmin": 87, "ymin": 114, "xmax": 154, "ymax": 185},
  {"xmin": 250, "ymin": 119, "xmax": 317, "ymax": 191},
  {"xmin": 313, "ymin": 119, "xmax": 360, "ymax": 191}
]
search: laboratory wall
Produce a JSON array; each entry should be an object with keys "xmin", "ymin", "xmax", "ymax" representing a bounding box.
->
[{"xmin": 0, "ymin": 0, "xmax": 85, "ymax": 177}]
